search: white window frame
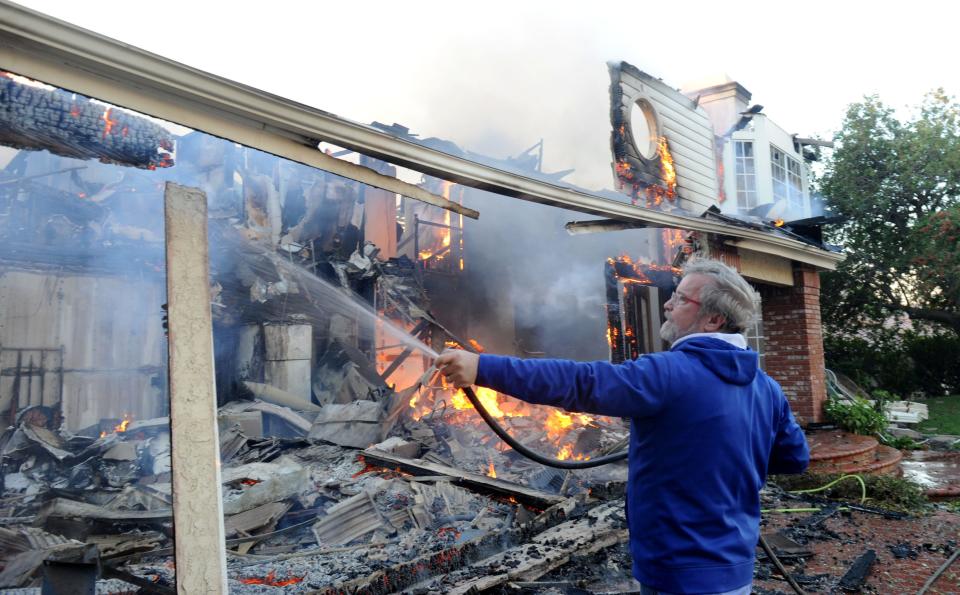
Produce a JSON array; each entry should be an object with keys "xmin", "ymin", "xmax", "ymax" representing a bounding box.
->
[
  {"xmin": 734, "ymin": 141, "xmax": 757, "ymax": 209},
  {"xmin": 770, "ymin": 145, "xmax": 804, "ymax": 211}
]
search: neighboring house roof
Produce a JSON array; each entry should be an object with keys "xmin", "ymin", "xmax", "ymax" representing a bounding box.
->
[{"xmin": 0, "ymin": 1, "xmax": 844, "ymax": 270}]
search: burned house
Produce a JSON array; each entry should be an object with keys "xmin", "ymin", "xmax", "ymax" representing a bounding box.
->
[{"xmin": 0, "ymin": 3, "xmax": 843, "ymax": 593}]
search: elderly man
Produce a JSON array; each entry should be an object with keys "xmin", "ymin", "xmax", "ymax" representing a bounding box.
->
[{"xmin": 435, "ymin": 259, "xmax": 809, "ymax": 595}]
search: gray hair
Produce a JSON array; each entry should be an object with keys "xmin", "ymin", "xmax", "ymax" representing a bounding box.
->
[{"xmin": 682, "ymin": 259, "xmax": 759, "ymax": 334}]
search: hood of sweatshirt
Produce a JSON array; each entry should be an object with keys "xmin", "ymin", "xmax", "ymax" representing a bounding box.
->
[{"xmin": 672, "ymin": 336, "xmax": 758, "ymax": 385}]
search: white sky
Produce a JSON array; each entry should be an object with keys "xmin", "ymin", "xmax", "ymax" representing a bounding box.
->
[{"xmin": 16, "ymin": 0, "xmax": 960, "ymax": 190}]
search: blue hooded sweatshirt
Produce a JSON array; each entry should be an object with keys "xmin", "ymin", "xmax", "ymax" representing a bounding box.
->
[{"xmin": 476, "ymin": 336, "xmax": 809, "ymax": 594}]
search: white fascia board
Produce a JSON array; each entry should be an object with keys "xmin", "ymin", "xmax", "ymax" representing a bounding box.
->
[{"xmin": 0, "ymin": 1, "xmax": 844, "ymax": 271}]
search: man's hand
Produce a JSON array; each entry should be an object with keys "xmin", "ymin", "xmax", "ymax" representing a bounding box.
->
[{"xmin": 435, "ymin": 349, "xmax": 479, "ymax": 388}]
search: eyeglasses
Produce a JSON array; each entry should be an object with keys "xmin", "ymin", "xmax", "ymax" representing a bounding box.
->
[{"xmin": 667, "ymin": 290, "xmax": 702, "ymax": 307}]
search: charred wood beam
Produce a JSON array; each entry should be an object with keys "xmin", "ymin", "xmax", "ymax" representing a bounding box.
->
[
  {"xmin": 362, "ymin": 449, "xmax": 564, "ymax": 509},
  {"xmin": 0, "ymin": 73, "xmax": 174, "ymax": 169},
  {"xmin": 441, "ymin": 501, "xmax": 628, "ymax": 594}
]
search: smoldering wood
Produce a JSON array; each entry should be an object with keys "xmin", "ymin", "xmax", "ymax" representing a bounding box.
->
[
  {"xmin": 362, "ymin": 449, "xmax": 565, "ymax": 509},
  {"xmin": 220, "ymin": 457, "xmax": 309, "ymax": 516},
  {"xmin": 440, "ymin": 501, "xmax": 628, "ymax": 594},
  {"xmin": 0, "ymin": 74, "xmax": 174, "ymax": 170}
]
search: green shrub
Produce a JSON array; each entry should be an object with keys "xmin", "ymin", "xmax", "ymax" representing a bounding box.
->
[
  {"xmin": 824, "ymin": 397, "xmax": 888, "ymax": 436},
  {"xmin": 825, "ymin": 331, "xmax": 960, "ymax": 397}
]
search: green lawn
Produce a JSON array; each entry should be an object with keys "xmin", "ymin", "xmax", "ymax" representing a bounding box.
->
[{"xmin": 917, "ymin": 395, "xmax": 960, "ymax": 435}]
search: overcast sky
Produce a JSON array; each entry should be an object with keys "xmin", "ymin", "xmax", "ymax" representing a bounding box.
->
[{"xmin": 17, "ymin": 0, "xmax": 960, "ymax": 190}]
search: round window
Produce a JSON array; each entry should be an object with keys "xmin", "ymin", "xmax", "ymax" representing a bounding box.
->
[{"xmin": 629, "ymin": 99, "xmax": 659, "ymax": 160}]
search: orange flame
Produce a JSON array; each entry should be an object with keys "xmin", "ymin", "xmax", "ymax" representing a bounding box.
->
[
  {"xmin": 487, "ymin": 460, "xmax": 497, "ymax": 478},
  {"xmin": 658, "ymin": 136, "xmax": 677, "ymax": 194},
  {"xmin": 774, "ymin": 218, "xmax": 785, "ymax": 227},
  {"xmin": 545, "ymin": 410, "xmax": 574, "ymax": 439},
  {"xmin": 100, "ymin": 413, "xmax": 133, "ymax": 438},
  {"xmin": 102, "ymin": 107, "xmax": 117, "ymax": 139},
  {"xmin": 452, "ymin": 386, "xmax": 506, "ymax": 418},
  {"xmin": 239, "ymin": 571, "xmax": 304, "ymax": 587}
]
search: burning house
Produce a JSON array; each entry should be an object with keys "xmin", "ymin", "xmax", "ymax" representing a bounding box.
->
[{"xmin": 0, "ymin": 3, "xmax": 847, "ymax": 593}]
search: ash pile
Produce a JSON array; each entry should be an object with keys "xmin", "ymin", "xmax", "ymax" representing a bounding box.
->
[
  {"xmin": 0, "ymin": 393, "xmax": 631, "ymax": 593},
  {"xmin": 0, "ymin": 72, "xmax": 636, "ymax": 593}
]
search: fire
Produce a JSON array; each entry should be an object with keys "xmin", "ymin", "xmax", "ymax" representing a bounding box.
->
[
  {"xmin": 486, "ymin": 460, "xmax": 497, "ymax": 478},
  {"xmin": 467, "ymin": 339, "xmax": 485, "ymax": 353},
  {"xmin": 556, "ymin": 443, "xmax": 589, "ymax": 461},
  {"xmin": 239, "ymin": 571, "xmax": 304, "ymax": 587},
  {"xmin": 452, "ymin": 386, "xmax": 507, "ymax": 418},
  {"xmin": 437, "ymin": 527, "xmax": 462, "ymax": 539},
  {"xmin": 102, "ymin": 107, "xmax": 117, "ymax": 138},
  {"xmin": 240, "ymin": 478, "xmax": 260, "ymax": 486},
  {"xmin": 657, "ymin": 136, "xmax": 677, "ymax": 194},
  {"xmin": 774, "ymin": 218, "xmax": 785, "ymax": 227},
  {"xmin": 545, "ymin": 410, "xmax": 573, "ymax": 439},
  {"xmin": 662, "ymin": 229, "xmax": 686, "ymax": 254},
  {"xmin": 100, "ymin": 413, "xmax": 133, "ymax": 438}
]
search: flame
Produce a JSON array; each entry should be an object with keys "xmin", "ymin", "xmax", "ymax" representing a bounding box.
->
[
  {"xmin": 102, "ymin": 107, "xmax": 117, "ymax": 139},
  {"xmin": 662, "ymin": 229, "xmax": 686, "ymax": 253},
  {"xmin": 239, "ymin": 571, "xmax": 304, "ymax": 587},
  {"xmin": 240, "ymin": 478, "xmax": 260, "ymax": 486},
  {"xmin": 774, "ymin": 218, "xmax": 785, "ymax": 227},
  {"xmin": 556, "ymin": 443, "xmax": 589, "ymax": 461},
  {"xmin": 468, "ymin": 339, "xmax": 485, "ymax": 353},
  {"xmin": 437, "ymin": 527, "xmax": 462, "ymax": 539},
  {"xmin": 487, "ymin": 460, "xmax": 497, "ymax": 478},
  {"xmin": 658, "ymin": 136, "xmax": 677, "ymax": 194},
  {"xmin": 100, "ymin": 413, "xmax": 133, "ymax": 438},
  {"xmin": 452, "ymin": 386, "xmax": 506, "ymax": 418},
  {"xmin": 545, "ymin": 410, "xmax": 573, "ymax": 439}
]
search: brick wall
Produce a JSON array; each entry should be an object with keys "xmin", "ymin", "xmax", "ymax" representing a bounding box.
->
[{"xmin": 758, "ymin": 266, "xmax": 827, "ymax": 425}]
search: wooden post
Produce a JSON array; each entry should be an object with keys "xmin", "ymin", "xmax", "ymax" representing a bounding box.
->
[{"xmin": 164, "ymin": 182, "xmax": 227, "ymax": 593}]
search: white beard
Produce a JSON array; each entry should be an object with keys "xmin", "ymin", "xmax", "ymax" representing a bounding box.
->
[{"xmin": 659, "ymin": 316, "xmax": 699, "ymax": 344}]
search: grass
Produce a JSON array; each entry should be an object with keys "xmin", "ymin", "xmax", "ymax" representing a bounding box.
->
[{"xmin": 916, "ymin": 395, "xmax": 960, "ymax": 435}]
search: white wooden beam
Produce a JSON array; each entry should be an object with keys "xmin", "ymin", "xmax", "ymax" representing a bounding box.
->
[{"xmin": 164, "ymin": 182, "xmax": 227, "ymax": 594}]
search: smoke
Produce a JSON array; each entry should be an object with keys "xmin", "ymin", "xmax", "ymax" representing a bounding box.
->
[{"xmin": 457, "ymin": 186, "xmax": 658, "ymax": 360}]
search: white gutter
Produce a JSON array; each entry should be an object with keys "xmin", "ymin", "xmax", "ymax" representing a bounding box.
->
[{"xmin": 0, "ymin": 0, "xmax": 843, "ymax": 270}]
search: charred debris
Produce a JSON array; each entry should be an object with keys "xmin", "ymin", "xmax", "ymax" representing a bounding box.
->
[{"xmin": 0, "ymin": 73, "xmax": 644, "ymax": 593}]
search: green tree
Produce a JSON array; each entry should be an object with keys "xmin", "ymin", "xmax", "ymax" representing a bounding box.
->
[{"xmin": 820, "ymin": 90, "xmax": 960, "ymax": 335}]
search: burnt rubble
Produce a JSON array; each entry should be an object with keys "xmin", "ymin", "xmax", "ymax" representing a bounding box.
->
[{"xmin": 1, "ymin": 70, "xmax": 957, "ymax": 595}]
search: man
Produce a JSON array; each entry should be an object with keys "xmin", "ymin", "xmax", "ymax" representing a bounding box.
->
[{"xmin": 435, "ymin": 259, "xmax": 809, "ymax": 595}]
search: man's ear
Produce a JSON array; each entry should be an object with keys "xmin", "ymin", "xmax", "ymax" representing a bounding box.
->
[{"xmin": 702, "ymin": 313, "xmax": 726, "ymax": 332}]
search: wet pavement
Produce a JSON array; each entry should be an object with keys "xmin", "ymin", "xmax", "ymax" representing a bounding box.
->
[{"xmin": 902, "ymin": 450, "xmax": 960, "ymax": 498}]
